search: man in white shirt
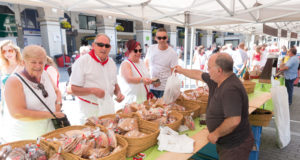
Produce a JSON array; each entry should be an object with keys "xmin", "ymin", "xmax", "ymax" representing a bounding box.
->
[
  {"xmin": 233, "ymin": 42, "xmax": 248, "ymax": 77},
  {"xmin": 145, "ymin": 28, "xmax": 178, "ymax": 98},
  {"xmin": 70, "ymin": 33, "xmax": 124, "ymax": 125},
  {"xmin": 223, "ymin": 44, "xmax": 234, "ymax": 56}
]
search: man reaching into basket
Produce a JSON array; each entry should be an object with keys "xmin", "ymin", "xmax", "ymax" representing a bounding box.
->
[
  {"xmin": 175, "ymin": 53, "xmax": 254, "ymax": 160},
  {"xmin": 69, "ymin": 33, "xmax": 124, "ymax": 125}
]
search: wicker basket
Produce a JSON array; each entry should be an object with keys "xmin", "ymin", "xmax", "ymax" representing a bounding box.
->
[
  {"xmin": 175, "ymin": 98, "xmax": 201, "ymax": 118},
  {"xmin": 199, "ymin": 101, "xmax": 208, "ymax": 114},
  {"xmin": 243, "ymin": 80, "xmax": 256, "ymax": 94},
  {"xmin": 182, "ymin": 90, "xmax": 208, "ymax": 117},
  {"xmin": 41, "ymin": 125, "xmax": 128, "ymax": 160},
  {"xmin": 0, "ymin": 140, "xmax": 36, "ymax": 149},
  {"xmin": 116, "ymin": 108, "xmax": 183, "ymax": 131},
  {"xmin": 93, "ymin": 114, "xmax": 160, "ymax": 157},
  {"xmin": 78, "ymin": 135, "xmax": 128, "ymax": 160},
  {"xmin": 183, "ymin": 89, "xmax": 208, "ymax": 102},
  {"xmin": 137, "ymin": 111, "xmax": 183, "ymax": 131},
  {"xmin": 249, "ymin": 108, "xmax": 273, "ymax": 127},
  {"xmin": 0, "ymin": 140, "xmax": 75, "ymax": 159}
]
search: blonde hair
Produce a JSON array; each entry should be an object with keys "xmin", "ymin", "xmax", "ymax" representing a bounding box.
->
[
  {"xmin": 22, "ymin": 45, "xmax": 47, "ymax": 62},
  {"xmin": 0, "ymin": 40, "xmax": 22, "ymax": 68},
  {"xmin": 46, "ymin": 56, "xmax": 57, "ymax": 68}
]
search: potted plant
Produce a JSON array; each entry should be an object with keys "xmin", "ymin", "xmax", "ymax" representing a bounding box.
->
[
  {"xmin": 152, "ymin": 29, "xmax": 157, "ymax": 35},
  {"xmin": 116, "ymin": 25, "xmax": 124, "ymax": 32},
  {"xmin": 60, "ymin": 21, "xmax": 71, "ymax": 29}
]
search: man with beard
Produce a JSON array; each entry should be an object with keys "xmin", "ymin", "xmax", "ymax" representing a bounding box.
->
[{"xmin": 69, "ymin": 33, "xmax": 124, "ymax": 125}]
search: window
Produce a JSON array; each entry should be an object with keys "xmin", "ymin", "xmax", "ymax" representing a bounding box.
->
[
  {"xmin": 227, "ymin": 32, "xmax": 234, "ymax": 35},
  {"xmin": 21, "ymin": 9, "xmax": 39, "ymax": 29},
  {"xmin": 79, "ymin": 15, "xmax": 96, "ymax": 30},
  {"xmin": 116, "ymin": 19, "xmax": 133, "ymax": 32},
  {"xmin": 0, "ymin": 5, "xmax": 17, "ymax": 37}
]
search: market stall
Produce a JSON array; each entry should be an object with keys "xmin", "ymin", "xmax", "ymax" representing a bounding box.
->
[
  {"xmin": 123, "ymin": 83, "xmax": 273, "ymax": 160},
  {"xmin": 0, "ymin": 79, "xmax": 273, "ymax": 160}
]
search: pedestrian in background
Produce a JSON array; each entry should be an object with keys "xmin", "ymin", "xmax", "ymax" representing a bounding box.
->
[{"xmin": 279, "ymin": 48, "xmax": 299, "ymax": 105}]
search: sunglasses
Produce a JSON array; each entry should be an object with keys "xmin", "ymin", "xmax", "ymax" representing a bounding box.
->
[
  {"xmin": 37, "ymin": 83, "xmax": 48, "ymax": 98},
  {"xmin": 157, "ymin": 36, "xmax": 167, "ymax": 40},
  {"xmin": 2, "ymin": 49, "xmax": 14, "ymax": 54},
  {"xmin": 134, "ymin": 49, "xmax": 142, "ymax": 53},
  {"xmin": 95, "ymin": 42, "xmax": 111, "ymax": 48}
]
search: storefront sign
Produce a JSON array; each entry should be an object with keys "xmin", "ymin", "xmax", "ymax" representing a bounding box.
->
[
  {"xmin": 281, "ymin": 29, "xmax": 287, "ymax": 38},
  {"xmin": 291, "ymin": 32, "xmax": 298, "ymax": 39},
  {"xmin": 263, "ymin": 24, "xmax": 277, "ymax": 37}
]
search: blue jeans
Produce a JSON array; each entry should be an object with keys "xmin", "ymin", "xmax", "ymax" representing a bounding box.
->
[
  {"xmin": 285, "ymin": 78, "xmax": 296, "ymax": 105},
  {"xmin": 150, "ymin": 89, "xmax": 164, "ymax": 98}
]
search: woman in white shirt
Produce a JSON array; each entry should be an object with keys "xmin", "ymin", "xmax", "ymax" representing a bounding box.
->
[
  {"xmin": 0, "ymin": 40, "xmax": 23, "ymax": 141},
  {"xmin": 119, "ymin": 39, "xmax": 153, "ymax": 105},
  {"xmin": 3, "ymin": 45, "xmax": 64, "ymax": 142}
]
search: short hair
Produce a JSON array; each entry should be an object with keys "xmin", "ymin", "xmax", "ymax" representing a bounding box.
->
[
  {"xmin": 289, "ymin": 48, "xmax": 297, "ymax": 55},
  {"xmin": 239, "ymin": 42, "xmax": 245, "ymax": 49},
  {"xmin": 156, "ymin": 28, "xmax": 167, "ymax": 33},
  {"xmin": 281, "ymin": 45, "xmax": 287, "ymax": 51},
  {"xmin": 215, "ymin": 53, "xmax": 233, "ymax": 73},
  {"xmin": 255, "ymin": 45, "xmax": 262, "ymax": 52},
  {"xmin": 0, "ymin": 40, "xmax": 22, "ymax": 68},
  {"xmin": 23, "ymin": 45, "xmax": 47, "ymax": 62},
  {"xmin": 94, "ymin": 33, "xmax": 110, "ymax": 42}
]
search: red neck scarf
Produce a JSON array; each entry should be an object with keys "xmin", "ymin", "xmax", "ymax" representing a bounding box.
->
[{"xmin": 89, "ymin": 49, "xmax": 109, "ymax": 66}]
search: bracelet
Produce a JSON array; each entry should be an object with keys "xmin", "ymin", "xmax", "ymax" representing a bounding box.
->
[
  {"xmin": 140, "ymin": 77, "xmax": 143, "ymax": 83},
  {"xmin": 55, "ymin": 101, "xmax": 62, "ymax": 105}
]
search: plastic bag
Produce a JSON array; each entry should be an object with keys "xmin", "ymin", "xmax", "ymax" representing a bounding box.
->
[
  {"xmin": 163, "ymin": 71, "xmax": 181, "ymax": 104},
  {"xmin": 271, "ymin": 86, "xmax": 291, "ymax": 148},
  {"xmin": 157, "ymin": 126, "xmax": 194, "ymax": 153}
]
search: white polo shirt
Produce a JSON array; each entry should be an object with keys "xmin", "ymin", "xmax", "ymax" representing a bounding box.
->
[{"xmin": 70, "ymin": 53, "xmax": 117, "ymax": 124}]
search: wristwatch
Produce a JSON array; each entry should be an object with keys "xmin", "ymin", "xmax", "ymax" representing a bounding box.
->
[{"xmin": 56, "ymin": 101, "xmax": 62, "ymax": 106}]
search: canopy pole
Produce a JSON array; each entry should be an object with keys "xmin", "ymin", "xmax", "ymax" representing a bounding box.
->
[
  {"xmin": 184, "ymin": 26, "xmax": 188, "ymax": 89},
  {"xmin": 189, "ymin": 27, "xmax": 195, "ymax": 89},
  {"xmin": 183, "ymin": 11, "xmax": 190, "ymax": 89}
]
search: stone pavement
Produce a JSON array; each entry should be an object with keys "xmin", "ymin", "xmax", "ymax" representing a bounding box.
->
[
  {"xmin": 259, "ymin": 87, "xmax": 300, "ymax": 160},
  {"xmin": 58, "ymin": 67, "xmax": 300, "ymax": 160}
]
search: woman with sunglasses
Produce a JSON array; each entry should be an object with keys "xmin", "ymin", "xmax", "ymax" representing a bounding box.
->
[
  {"xmin": 0, "ymin": 40, "xmax": 23, "ymax": 141},
  {"xmin": 0, "ymin": 40, "xmax": 23, "ymax": 86},
  {"xmin": 118, "ymin": 39, "xmax": 153, "ymax": 105},
  {"xmin": 2, "ymin": 45, "xmax": 64, "ymax": 142}
]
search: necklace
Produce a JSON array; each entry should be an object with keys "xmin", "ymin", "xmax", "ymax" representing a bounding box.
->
[
  {"xmin": 22, "ymin": 69, "xmax": 39, "ymax": 83},
  {"xmin": 21, "ymin": 69, "xmax": 45, "ymax": 90}
]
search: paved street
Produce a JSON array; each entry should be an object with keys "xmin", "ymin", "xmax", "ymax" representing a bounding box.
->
[
  {"xmin": 58, "ymin": 67, "xmax": 300, "ymax": 160},
  {"xmin": 260, "ymin": 87, "xmax": 300, "ymax": 160}
]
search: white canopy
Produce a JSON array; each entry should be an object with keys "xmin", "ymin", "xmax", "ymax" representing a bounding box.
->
[
  {"xmin": 3, "ymin": 0, "xmax": 300, "ymax": 31},
  {"xmin": 3, "ymin": 0, "xmax": 300, "ymax": 88}
]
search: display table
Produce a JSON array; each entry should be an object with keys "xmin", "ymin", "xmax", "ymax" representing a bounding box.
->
[{"xmin": 126, "ymin": 86, "xmax": 272, "ymax": 160}]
